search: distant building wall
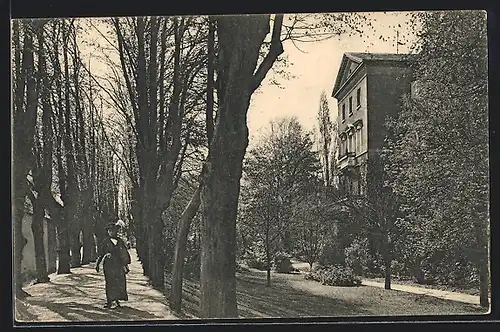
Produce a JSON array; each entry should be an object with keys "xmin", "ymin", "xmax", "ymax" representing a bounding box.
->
[
  {"xmin": 363, "ymin": 64, "xmax": 412, "ymax": 196},
  {"xmin": 366, "ymin": 64, "xmax": 412, "ymax": 154},
  {"xmin": 21, "ymin": 213, "xmax": 56, "ymax": 278}
]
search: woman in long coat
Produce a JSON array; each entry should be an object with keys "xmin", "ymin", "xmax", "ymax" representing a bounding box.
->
[{"xmin": 96, "ymin": 222, "xmax": 131, "ymax": 309}]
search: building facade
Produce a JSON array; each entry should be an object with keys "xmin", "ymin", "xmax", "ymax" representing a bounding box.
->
[
  {"xmin": 21, "ymin": 203, "xmax": 57, "ymax": 279},
  {"xmin": 331, "ymin": 52, "xmax": 414, "ymax": 197}
]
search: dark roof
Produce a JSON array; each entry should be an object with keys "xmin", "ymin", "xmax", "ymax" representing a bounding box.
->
[
  {"xmin": 345, "ymin": 52, "xmax": 416, "ymax": 62},
  {"xmin": 332, "ymin": 52, "xmax": 417, "ymax": 98}
]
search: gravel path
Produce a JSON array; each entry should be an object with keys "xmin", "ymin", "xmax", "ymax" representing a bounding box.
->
[{"xmin": 15, "ymin": 250, "xmax": 177, "ymax": 323}]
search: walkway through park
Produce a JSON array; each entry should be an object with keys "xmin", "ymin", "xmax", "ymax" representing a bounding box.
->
[
  {"xmin": 15, "ymin": 250, "xmax": 177, "ymax": 322},
  {"xmin": 360, "ymin": 279, "xmax": 490, "ymax": 306},
  {"xmin": 15, "ymin": 250, "xmax": 487, "ymax": 322}
]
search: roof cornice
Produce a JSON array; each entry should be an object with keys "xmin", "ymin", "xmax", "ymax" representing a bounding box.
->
[{"xmin": 333, "ymin": 62, "xmax": 365, "ymax": 100}]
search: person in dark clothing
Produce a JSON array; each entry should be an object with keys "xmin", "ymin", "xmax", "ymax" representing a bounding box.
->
[{"xmin": 96, "ymin": 222, "xmax": 131, "ymax": 309}]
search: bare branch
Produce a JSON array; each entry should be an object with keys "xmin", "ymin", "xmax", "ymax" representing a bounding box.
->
[{"xmin": 251, "ymin": 14, "xmax": 284, "ymax": 92}]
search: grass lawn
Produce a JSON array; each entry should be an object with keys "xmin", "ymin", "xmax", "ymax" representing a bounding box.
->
[
  {"xmin": 177, "ymin": 268, "xmax": 488, "ymax": 318},
  {"xmin": 366, "ymin": 276, "xmax": 483, "ymax": 297}
]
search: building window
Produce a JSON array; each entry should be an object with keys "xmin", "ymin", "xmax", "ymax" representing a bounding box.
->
[
  {"xmin": 349, "ymin": 96, "xmax": 353, "ymax": 115},
  {"xmin": 356, "ymin": 88, "xmax": 361, "ymax": 109},
  {"xmin": 342, "ymin": 104, "xmax": 346, "ymax": 122}
]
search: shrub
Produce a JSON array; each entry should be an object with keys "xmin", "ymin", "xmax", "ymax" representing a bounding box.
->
[
  {"xmin": 243, "ymin": 244, "xmax": 268, "ymax": 270},
  {"xmin": 304, "ymin": 265, "xmax": 361, "ymax": 287},
  {"xmin": 236, "ymin": 262, "xmax": 250, "ymax": 273},
  {"xmin": 391, "ymin": 259, "xmax": 412, "ymax": 279},
  {"xmin": 273, "ymin": 252, "xmax": 293, "ymax": 273},
  {"xmin": 344, "ymin": 238, "xmax": 370, "ymax": 276},
  {"xmin": 318, "ymin": 241, "xmax": 346, "ymax": 266},
  {"xmin": 183, "ymin": 251, "xmax": 200, "ymax": 280},
  {"xmin": 245, "ymin": 257, "xmax": 267, "ymax": 270}
]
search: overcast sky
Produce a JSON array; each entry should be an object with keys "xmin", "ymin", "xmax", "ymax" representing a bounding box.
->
[
  {"xmin": 247, "ymin": 11, "xmax": 418, "ymax": 147},
  {"xmin": 76, "ymin": 11, "xmax": 419, "ymax": 148}
]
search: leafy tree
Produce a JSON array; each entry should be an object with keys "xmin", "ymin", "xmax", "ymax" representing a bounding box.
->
[
  {"xmin": 241, "ymin": 116, "xmax": 321, "ymax": 286},
  {"xmin": 350, "ymin": 155, "xmax": 400, "ymax": 289},
  {"xmin": 384, "ymin": 10, "xmax": 489, "ymax": 306},
  {"xmin": 292, "ymin": 185, "xmax": 339, "ymax": 270},
  {"xmin": 317, "ymin": 91, "xmax": 333, "ymax": 186}
]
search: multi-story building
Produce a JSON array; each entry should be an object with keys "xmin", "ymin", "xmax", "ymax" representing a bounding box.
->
[{"xmin": 331, "ymin": 52, "xmax": 414, "ymax": 197}]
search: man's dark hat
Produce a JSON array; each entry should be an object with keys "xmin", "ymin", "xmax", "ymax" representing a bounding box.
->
[{"xmin": 105, "ymin": 222, "xmax": 119, "ymax": 230}]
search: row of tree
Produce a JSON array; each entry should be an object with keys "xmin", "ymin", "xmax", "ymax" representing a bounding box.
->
[
  {"xmin": 94, "ymin": 13, "xmax": 369, "ymax": 317},
  {"xmin": 15, "ymin": 11, "xmax": 487, "ymax": 318},
  {"xmin": 12, "ymin": 19, "xmax": 122, "ymax": 300},
  {"xmin": 13, "ymin": 13, "xmax": 353, "ymax": 318}
]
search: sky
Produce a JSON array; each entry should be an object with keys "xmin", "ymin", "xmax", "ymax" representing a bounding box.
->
[
  {"xmin": 247, "ymin": 11, "xmax": 418, "ymax": 147},
  {"xmin": 77, "ymin": 11, "xmax": 419, "ymax": 148}
]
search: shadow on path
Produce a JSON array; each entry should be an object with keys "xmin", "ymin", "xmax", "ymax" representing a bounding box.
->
[
  {"xmin": 177, "ymin": 268, "xmax": 487, "ymax": 319},
  {"xmin": 178, "ymin": 269, "xmax": 370, "ymax": 319},
  {"xmin": 25, "ymin": 300, "xmax": 160, "ymax": 322},
  {"xmin": 16, "ymin": 249, "xmax": 486, "ymax": 322},
  {"xmin": 15, "ymin": 250, "xmax": 177, "ymax": 323}
]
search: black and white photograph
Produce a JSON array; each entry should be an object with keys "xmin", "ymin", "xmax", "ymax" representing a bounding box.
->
[{"xmin": 11, "ymin": 10, "xmax": 491, "ymax": 323}]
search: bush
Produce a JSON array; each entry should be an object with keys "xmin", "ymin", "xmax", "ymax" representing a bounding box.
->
[
  {"xmin": 344, "ymin": 238, "xmax": 370, "ymax": 276},
  {"xmin": 391, "ymin": 259, "xmax": 413, "ymax": 280},
  {"xmin": 183, "ymin": 251, "xmax": 200, "ymax": 280},
  {"xmin": 245, "ymin": 257, "xmax": 267, "ymax": 270},
  {"xmin": 273, "ymin": 252, "xmax": 293, "ymax": 273},
  {"xmin": 318, "ymin": 241, "xmax": 346, "ymax": 267},
  {"xmin": 236, "ymin": 262, "xmax": 250, "ymax": 273},
  {"xmin": 304, "ymin": 265, "xmax": 362, "ymax": 287},
  {"xmin": 243, "ymin": 244, "xmax": 268, "ymax": 270}
]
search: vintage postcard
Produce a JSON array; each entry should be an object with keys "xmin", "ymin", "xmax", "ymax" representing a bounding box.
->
[{"xmin": 11, "ymin": 10, "xmax": 490, "ymax": 324}]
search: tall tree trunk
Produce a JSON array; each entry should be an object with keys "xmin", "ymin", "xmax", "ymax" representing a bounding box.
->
[
  {"xmin": 55, "ymin": 132, "xmax": 71, "ymax": 274},
  {"xmin": 61, "ymin": 21, "xmax": 81, "ymax": 269},
  {"xmin": 30, "ymin": 19, "xmax": 51, "ymax": 284},
  {"xmin": 13, "ymin": 21, "xmax": 38, "ymax": 298},
  {"xmin": 47, "ymin": 220, "xmax": 57, "ymax": 274},
  {"xmin": 69, "ymin": 215, "xmax": 82, "ymax": 267},
  {"xmin": 30, "ymin": 192, "xmax": 50, "ymax": 283},
  {"xmin": 474, "ymin": 212, "xmax": 489, "ymax": 308},
  {"xmin": 478, "ymin": 258, "xmax": 489, "ymax": 308},
  {"xmin": 384, "ymin": 254, "xmax": 391, "ymax": 290},
  {"xmin": 170, "ymin": 183, "xmax": 202, "ymax": 312},
  {"xmin": 199, "ymin": 14, "xmax": 281, "ymax": 318},
  {"xmin": 81, "ymin": 189, "xmax": 95, "ymax": 264},
  {"xmin": 382, "ymin": 233, "xmax": 392, "ymax": 290},
  {"xmin": 266, "ymin": 228, "xmax": 271, "ymax": 287},
  {"xmin": 169, "ymin": 16, "xmax": 216, "ymax": 312},
  {"xmin": 56, "ymin": 212, "xmax": 71, "ymax": 274}
]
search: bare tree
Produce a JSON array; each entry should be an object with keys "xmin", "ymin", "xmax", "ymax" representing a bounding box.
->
[{"xmin": 12, "ymin": 20, "xmax": 38, "ymax": 298}]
